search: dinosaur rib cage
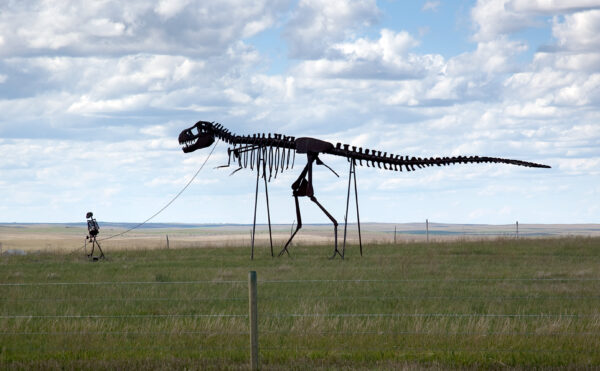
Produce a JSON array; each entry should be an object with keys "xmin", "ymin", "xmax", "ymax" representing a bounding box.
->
[
  {"xmin": 207, "ymin": 124, "xmax": 297, "ymax": 180},
  {"xmin": 208, "ymin": 123, "xmax": 550, "ymax": 180},
  {"xmin": 226, "ymin": 143, "xmax": 296, "ymax": 181}
]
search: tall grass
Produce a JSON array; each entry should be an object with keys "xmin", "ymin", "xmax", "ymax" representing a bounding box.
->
[{"xmin": 1, "ymin": 237, "xmax": 599, "ymax": 369}]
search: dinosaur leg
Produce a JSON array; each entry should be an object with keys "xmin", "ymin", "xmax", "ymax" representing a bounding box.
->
[
  {"xmin": 305, "ymin": 154, "xmax": 341, "ymax": 259},
  {"xmin": 278, "ymin": 195, "xmax": 302, "ymax": 257},
  {"xmin": 278, "ymin": 157, "xmax": 314, "ymax": 257},
  {"xmin": 309, "ymin": 196, "xmax": 341, "ymax": 259}
]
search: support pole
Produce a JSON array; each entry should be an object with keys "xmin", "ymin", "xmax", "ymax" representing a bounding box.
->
[
  {"xmin": 251, "ymin": 158, "xmax": 260, "ymax": 260},
  {"xmin": 353, "ymin": 160, "xmax": 363, "ymax": 256},
  {"xmin": 342, "ymin": 160, "xmax": 362, "ymax": 256},
  {"xmin": 248, "ymin": 271, "xmax": 258, "ymax": 371},
  {"xmin": 516, "ymin": 221, "xmax": 519, "ymax": 239},
  {"xmin": 263, "ymin": 161, "xmax": 273, "ymax": 257},
  {"xmin": 166, "ymin": 234, "xmax": 169, "ymax": 249},
  {"xmin": 394, "ymin": 225, "xmax": 397, "ymax": 244},
  {"xmin": 426, "ymin": 219, "xmax": 429, "ymax": 243},
  {"xmin": 342, "ymin": 160, "xmax": 353, "ymax": 257}
]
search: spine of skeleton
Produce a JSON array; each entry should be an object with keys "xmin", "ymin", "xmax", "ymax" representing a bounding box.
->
[
  {"xmin": 326, "ymin": 143, "xmax": 551, "ymax": 171},
  {"xmin": 209, "ymin": 123, "xmax": 550, "ymax": 171}
]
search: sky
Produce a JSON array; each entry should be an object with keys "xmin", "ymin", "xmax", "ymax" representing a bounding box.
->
[{"xmin": 0, "ymin": 0, "xmax": 599, "ymax": 225}]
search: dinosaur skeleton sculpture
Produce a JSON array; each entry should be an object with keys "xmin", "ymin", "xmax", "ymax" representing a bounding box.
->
[{"xmin": 179, "ymin": 121, "xmax": 550, "ymax": 259}]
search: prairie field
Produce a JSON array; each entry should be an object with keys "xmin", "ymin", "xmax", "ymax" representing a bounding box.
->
[
  {"xmin": 0, "ymin": 231, "xmax": 599, "ymax": 369},
  {"xmin": 1, "ymin": 222, "xmax": 599, "ymax": 253}
]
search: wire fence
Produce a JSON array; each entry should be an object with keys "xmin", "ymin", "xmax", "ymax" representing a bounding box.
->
[
  {"xmin": 3, "ymin": 276, "xmax": 599, "ymax": 286},
  {"xmin": 1, "ymin": 275, "xmax": 599, "ymax": 367},
  {"xmin": 4, "ymin": 294, "xmax": 600, "ymax": 303}
]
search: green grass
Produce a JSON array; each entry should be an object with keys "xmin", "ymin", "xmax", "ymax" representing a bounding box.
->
[{"xmin": 1, "ymin": 237, "xmax": 599, "ymax": 370}]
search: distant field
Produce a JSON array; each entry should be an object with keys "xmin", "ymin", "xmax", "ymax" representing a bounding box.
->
[
  {"xmin": 1, "ymin": 237, "xmax": 599, "ymax": 369},
  {"xmin": 1, "ymin": 222, "xmax": 599, "ymax": 254}
]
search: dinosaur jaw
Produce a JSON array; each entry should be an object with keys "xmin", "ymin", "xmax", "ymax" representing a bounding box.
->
[
  {"xmin": 178, "ymin": 122, "xmax": 215, "ymax": 153},
  {"xmin": 179, "ymin": 133, "xmax": 215, "ymax": 153}
]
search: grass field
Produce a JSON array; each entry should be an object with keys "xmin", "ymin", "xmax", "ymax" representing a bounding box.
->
[{"xmin": 1, "ymin": 237, "xmax": 599, "ymax": 369}]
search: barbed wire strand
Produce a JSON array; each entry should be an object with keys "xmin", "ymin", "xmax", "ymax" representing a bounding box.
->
[
  {"xmin": 259, "ymin": 278, "xmax": 600, "ymax": 283},
  {"xmin": 1, "ymin": 330, "xmax": 597, "ymax": 337},
  {"xmin": 4, "ymin": 277, "xmax": 600, "ymax": 287},
  {"xmin": 1, "ymin": 312, "xmax": 594, "ymax": 319},
  {"xmin": 1, "ymin": 331, "xmax": 249, "ymax": 335},
  {"xmin": 1, "ymin": 297, "xmax": 246, "ymax": 302},
  {"xmin": 259, "ymin": 346, "xmax": 598, "ymax": 355},
  {"xmin": 2, "ymin": 294, "xmax": 599, "ymax": 302},
  {"xmin": 262, "ymin": 313, "xmax": 591, "ymax": 318},
  {"xmin": 259, "ymin": 330, "xmax": 599, "ymax": 336},
  {"xmin": 0, "ymin": 314, "xmax": 246, "ymax": 319},
  {"xmin": 109, "ymin": 252, "xmax": 600, "ymax": 261},
  {"xmin": 0, "ymin": 280, "xmax": 245, "ymax": 286}
]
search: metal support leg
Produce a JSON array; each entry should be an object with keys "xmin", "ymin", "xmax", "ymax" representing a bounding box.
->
[
  {"xmin": 353, "ymin": 160, "xmax": 363, "ymax": 256},
  {"xmin": 263, "ymin": 164, "xmax": 273, "ymax": 258},
  {"xmin": 251, "ymin": 158, "xmax": 260, "ymax": 260},
  {"xmin": 342, "ymin": 159, "xmax": 362, "ymax": 257},
  {"xmin": 342, "ymin": 160, "xmax": 353, "ymax": 257}
]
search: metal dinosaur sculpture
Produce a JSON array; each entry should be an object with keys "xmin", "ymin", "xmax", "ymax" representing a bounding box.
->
[{"xmin": 178, "ymin": 120, "xmax": 550, "ymax": 259}]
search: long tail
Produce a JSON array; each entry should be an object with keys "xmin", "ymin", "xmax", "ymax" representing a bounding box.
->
[{"xmin": 327, "ymin": 143, "xmax": 551, "ymax": 171}]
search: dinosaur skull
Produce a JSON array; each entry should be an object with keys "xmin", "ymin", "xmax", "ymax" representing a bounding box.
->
[{"xmin": 178, "ymin": 121, "xmax": 215, "ymax": 153}]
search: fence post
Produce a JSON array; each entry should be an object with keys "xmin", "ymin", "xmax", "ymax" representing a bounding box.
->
[
  {"xmin": 249, "ymin": 271, "xmax": 258, "ymax": 370},
  {"xmin": 166, "ymin": 234, "xmax": 169, "ymax": 249},
  {"xmin": 426, "ymin": 219, "xmax": 429, "ymax": 243},
  {"xmin": 394, "ymin": 225, "xmax": 396, "ymax": 244},
  {"xmin": 516, "ymin": 221, "xmax": 519, "ymax": 239}
]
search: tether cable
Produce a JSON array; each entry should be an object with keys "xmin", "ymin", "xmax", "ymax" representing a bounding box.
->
[{"xmin": 69, "ymin": 139, "xmax": 219, "ymax": 253}]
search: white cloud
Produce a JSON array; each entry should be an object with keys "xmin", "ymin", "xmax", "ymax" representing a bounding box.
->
[
  {"xmin": 335, "ymin": 29, "xmax": 419, "ymax": 60},
  {"xmin": 0, "ymin": 0, "xmax": 288, "ymax": 57},
  {"xmin": 471, "ymin": 0, "xmax": 537, "ymax": 41},
  {"xmin": 85, "ymin": 18, "xmax": 126, "ymax": 37},
  {"xmin": 422, "ymin": 1, "xmax": 441, "ymax": 12},
  {"xmin": 283, "ymin": 0, "xmax": 379, "ymax": 59},
  {"xmin": 0, "ymin": 0, "xmax": 598, "ymax": 224},
  {"xmin": 554, "ymin": 157, "xmax": 600, "ymax": 175},
  {"xmin": 293, "ymin": 29, "xmax": 441, "ymax": 80},
  {"xmin": 472, "ymin": 0, "xmax": 600, "ymax": 44},
  {"xmin": 154, "ymin": 0, "xmax": 192, "ymax": 19},
  {"xmin": 552, "ymin": 9, "xmax": 600, "ymax": 52},
  {"xmin": 507, "ymin": 0, "xmax": 600, "ymax": 14}
]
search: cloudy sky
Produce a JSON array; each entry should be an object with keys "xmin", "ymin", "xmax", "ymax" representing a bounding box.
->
[{"xmin": 1, "ymin": 0, "xmax": 599, "ymax": 225}]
